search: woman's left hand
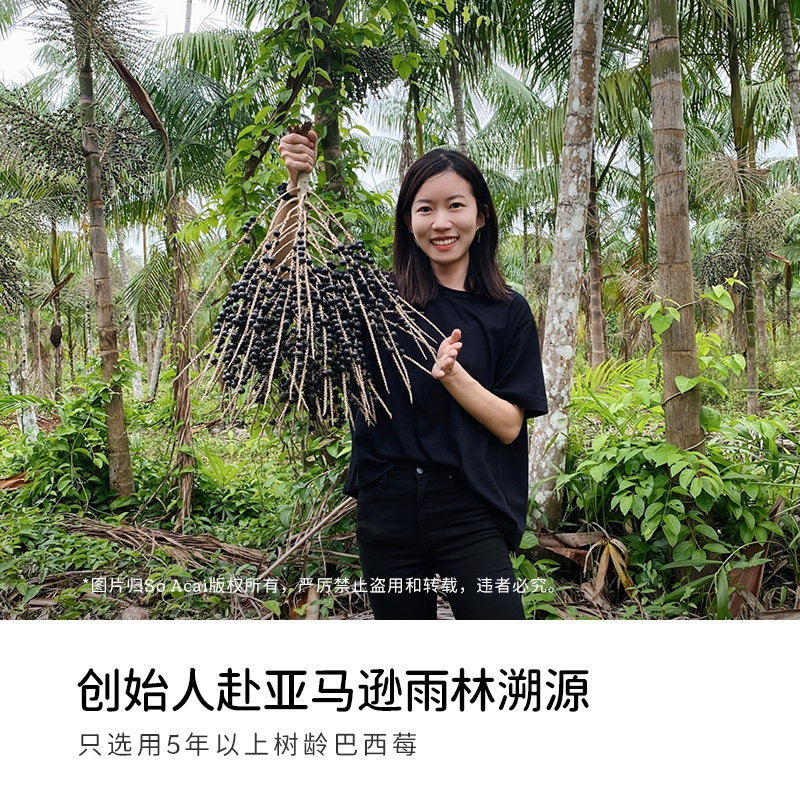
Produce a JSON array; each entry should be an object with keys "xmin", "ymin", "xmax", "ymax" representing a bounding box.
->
[{"xmin": 432, "ymin": 329, "xmax": 463, "ymax": 380}]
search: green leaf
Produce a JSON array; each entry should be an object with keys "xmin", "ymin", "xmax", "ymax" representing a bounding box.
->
[
  {"xmin": 716, "ymin": 570, "xmax": 731, "ymax": 619},
  {"xmin": 673, "ymin": 541, "xmax": 695, "ymax": 562},
  {"xmin": 445, "ymin": 0, "xmax": 455, "ymax": 12},
  {"xmin": 695, "ymin": 492, "xmax": 714, "ymax": 514},
  {"xmin": 695, "ymin": 523, "xmax": 719, "ymax": 540},
  {"xmin": 663, "ymin": 514, "xmax": 682, "ymax": 546},
  {"xmin": 674, "ymin": 375, "xmax": 699, "ymax": 394},
  {"xmin": 263, "ymin": 599, "xmax": 282, "ymax": 617},
  {"xmin": 649, "ymin": 312, "xmax": 674, "ymax": 334},
  {"xmin": 591, "ymin": 433, "xmax": 609, "ymax": 452},
  {"xmin": 519, "ymin": 532, "xmax": 538, "ymax": 549},
  {"xmin": 700, "ymin": 406, "xmax": 722, "ymax": 431},
  {"xmin": 392, "ymin": 54, "xmax": 413, "ymax": 80}
]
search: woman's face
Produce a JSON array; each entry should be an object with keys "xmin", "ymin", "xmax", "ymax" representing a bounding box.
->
[{"xmin": 406, "ymin": 170, "xmax": 486, "ymax": 283}]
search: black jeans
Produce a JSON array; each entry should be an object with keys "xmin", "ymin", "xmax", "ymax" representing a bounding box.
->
[{"xmin": 356, "ymin": 466, "xmax": 525, "ymax": 620}]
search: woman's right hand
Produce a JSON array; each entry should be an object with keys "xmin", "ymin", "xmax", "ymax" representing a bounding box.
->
[{"xmin": 278, "ymin": 130, "xmax": 319, "ymax": 192}]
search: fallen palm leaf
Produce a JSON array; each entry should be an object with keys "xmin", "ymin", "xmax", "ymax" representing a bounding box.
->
[
  {"xmin": 536, "ymin": 533, "xmax": 589, "ymax": 565},
  {"xmin": 757, "ymin": 609, "xmax": 800, "ymax": 620},
  {"xmin": 585, "ymin": 536, "xmax": 635, "ymax": 601},
  {"xmin": 0, "ymin": 472, "xmax": 29, "ymax": 491}
]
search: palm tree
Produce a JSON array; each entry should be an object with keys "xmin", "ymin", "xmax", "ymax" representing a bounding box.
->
[{"xmin": 64, "ymin": 0, "xmax": 135, "ymax": 495}]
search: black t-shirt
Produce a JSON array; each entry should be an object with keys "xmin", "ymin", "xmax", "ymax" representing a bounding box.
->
[{"xmin": 343, "ymin": 284, "xmax": 548, "ymax": 549}]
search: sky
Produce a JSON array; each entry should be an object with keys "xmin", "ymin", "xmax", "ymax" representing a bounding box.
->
[{"xmin": 1, "ymin": 0, "xmax": 223, "ymax": 84}]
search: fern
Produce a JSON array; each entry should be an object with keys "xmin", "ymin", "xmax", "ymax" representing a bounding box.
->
[{"xmin": 570, "ymin": 356, "xmax": 659, "ymax": 436}]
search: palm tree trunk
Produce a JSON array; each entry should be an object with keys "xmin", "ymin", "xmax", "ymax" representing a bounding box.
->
[
  {"xmin": 778, "ymin": 0, "xmax": 800, "ymax": 160},
  {"xmin": 84, "ymin": 255, "xmax": 93, "ymax": 363},
  {"xmin": 786, "ymin": 262, "xmax": 792, "ymax": 352},
  {"xmin": 754, "ymin": 260, "xmax": 769, "ymax": 375},
  {"xmin": 145, "ymin": 313, "xmax": 153, "ymax": 386},
  {"xmin": 529, "ymin": 0, "xmax": 603, "ymax": 527},
  {"xmin": 52, "ymin": 300, "xmax": 63, "ymax": 398},
  {"xmin": 638, "ymin": 131, "xmax": 650, "ymax": 266},
  {"xmin": 115, "ymin": 222, "xmax": 144, "ymax": 399},
  {"xmin": 67, "ymin": 309, "xmax": 75, "ymax": 383},
  {"xmin": 650, "ymin": 0, "xmax": 704, "ymax": 452},
  {"xmin": 168, "ymin": 213, "xmax": 194, "ymax": 526},
  {"xmin": 312, "ymin": 0, "xmax": 344, "ymax": 196},
  {"xmin": 49, "ymin": 221, "xmax": 63, "ymax": 398},
  {"xmin": 400, "ymin": 82, "xmax": 414, "ymax": 182},
  {"xmin": 148, "ymin": 314, "xmax": 168, "ymax": 400},
  {"xmin": 11, "ymin": 307, "xmax": 39, "ymax": 441},
  {"xmin": 72, "ymin": 15, "xmax": 134, "ymax": 496},
  {"xmin": 728, "ymin": 15, "xmax": 760, "ymax": 415},
  {"xmin": 449, "ymin": 56, "xmax": 469, "ymax": 155},
  {"xmin": 522, "ymin": 209, "xmax": 530, "ymax": 298},
  {"xmin": 184, "ymin": 0, "xmax": 192, "ymax": 33},
  {"xmin": 412, "ymin": 84, "xmax": 424, "ymax": 158},
  {"xmin": 588, "ymin": 156, "xmax": 605, "ymax": 368}
]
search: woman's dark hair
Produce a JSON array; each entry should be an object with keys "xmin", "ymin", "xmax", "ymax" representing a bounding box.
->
[{"xmin": 393, "ymin": 149, "xmax": 508, "ymax": 307}]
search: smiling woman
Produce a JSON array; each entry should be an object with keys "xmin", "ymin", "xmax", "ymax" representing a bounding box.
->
[{"xmin": 278, "ymin": 136, "xmax": 548, "ymax": 620}]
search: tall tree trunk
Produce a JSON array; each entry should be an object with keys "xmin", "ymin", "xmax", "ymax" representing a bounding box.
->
[
  {"xmin": 728, "ymin": 16, "xmax": 760, "ymax": 415},
  {"xmin": 786, "ymin": 262, "xmax": 792, "ymax": 352},
  {"xmin": 49, "ymin": 221, "xmax": 63, "ymax": 398},
  {"xmin": 51, "ymin": 299, "xmax": 63, "ymax": 398},
  {"xmin": 84, "ymin": 253, "xmax": 93, "ymax": 364},
  {"xmin": 67, "ymin": 309, "xmax": 75, "ymax": 383},
  {"xmin": 754, "ymin": 260, "xmax": 769, "ymax": 375},
  {"xmin": 650, "ymin": 0, "xmax": 704, "ymax": 452},
  {"xmin": 638, "ymin": 131, "xmax": 650, "ymax": 267},
  {"xmin": 449, "ymin": 56, "xmax": 469, "ymax": 155},
  {"xmin": 114, "ymin": 222, "xmax": 144, "ymax": 399},
  {"xmin": 184, "ymin": 0, "xmax": 192, "ymax": 33},
  {"xmin": 399, "ymin": 82, "xmax": 414, "ymax": 182},
  {"xmin": 10, "ymin": 308, "xmax": 39, "ymax": 441},
  {"xmin": 412, "ymin": 84, "xmax": 424, "ymax": 158},
  {"xmin": 588, "ymin": 156, "xmax": 605, "ymax": 368},
  {"xmin": 148, "ymin": 314, "xmax": 168, "ymax": 400},
  {"xmin": 145, "ymin": 313, "xmax": 153, "ymax": 386},
  {"xmin": 312, "ymin": 0, "xmax": 344, "ymax": 196},
  {"xmin": 168, "ymin": 217, "xmax": 194, "ymax": 527},
  {"xmin": 71, "ymin": 6, "xmax": 134, "ymax": 496},
  {"xmin": 529, "ymin": 0, "xmax": 603, "ymax": 528},
  {"xmin": 778, "ymin": 0, "xmax": 800, "ymax": 160},
  {"xmin": 522, "ymin": 209, "xmax": 530, "ymax": 298},
  {"xmin": 748, "ymin": 128, "xmax": 770, "ymax": 376}
]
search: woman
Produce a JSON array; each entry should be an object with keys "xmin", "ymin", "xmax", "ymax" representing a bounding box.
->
[{"xmin": 279, "ymin": 131, "xmax": 547, "ymax": 620}]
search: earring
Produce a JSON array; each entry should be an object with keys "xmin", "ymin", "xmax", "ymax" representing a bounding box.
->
[
  {"xmin": 476, "ymin": 227, "xmax": 483, "ymax": 242},
  {"xmin": 412, "ymin": 237, "xmax": 420, "ymax": 248}
]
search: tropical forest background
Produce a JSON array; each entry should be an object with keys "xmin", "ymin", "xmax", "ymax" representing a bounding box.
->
[{"xmin": 2, "ymin": 0, "xmax": 800, "ymax": 620}]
